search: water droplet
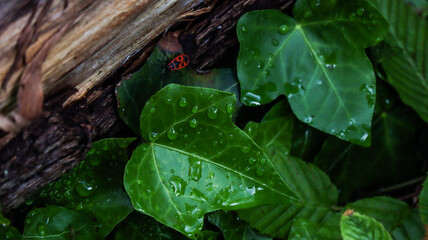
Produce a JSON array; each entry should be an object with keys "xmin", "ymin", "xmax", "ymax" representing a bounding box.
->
[
  {"xmin": 245, "ymin": 166, "xmax": 251, "ymax": 172},
  {"xmin": 75, "ymin": 181, "xmax": 93, "ymax": 197},
  {"xmin": 226, "ymin": 104, "xmax": 233, "ymax": 114},
  {"xmin": 348, "ymin": 13, "xmax": 356, "ymax": 21},
  {"xmin": 240, "ymin": 145, "xmax": 251, "ymax": 153},
  {"xmin": 212, "ymin": 140, "xmax": 218, "ymax": 147},
  {"xmin": 260, "ymin": 158, "xmax": 266, "ymax": 165},
  {"xmin": 316, "ymin": 79, "xmax": 323, "ymax": 85},
  {"xmin": 148, "ymin": 132, "xmax": 159, "ymax": 141},
  {"xmin": 272, "ymin": 39, "xmax": 279, "ymax": 46},
  {"xmin": 256, "ymin": 166, "xmax": 265, "ymax": 176},
  {"xmin": 242, "ymin": 92, "xmax": 261, "ymax": 106},
  {"xmin": 325, "ymin": 64, "xmax": 336, "ymax": 70},
  {"xmin": 240, "ymin": 24, "xmax": 248, "ymax": 33},
  {"xmin": 178, "ymin": 97, "xmax": 188, "ymax": 107},
  {"xmin": 165, "ymin": 98, "xmax": 172, "ymax": 104},
  {"xmin": 356, "ymin": 8, "xmax": 364, "ymax": 16},
  {"xmin": 169, "ymin": 176, "xmax": 187, "ymax": 197},
  {"xmin": 257, "ymin": 61, "xmax": 264, "ymax": 69},
  {"xmin": 189, "ymin": 160, "xmax": 202, "ymax": 181},
  {"xmin": 137, "ymin": 179, "xmax": 142, "ymax": 185},
  {"xmin": 278, "ymin": 24, "xmax": 289, "ymax": 34},
  {"xmin": 150, "ymin": 107, "xmax": 156, "ymax": 113},
  {"xmin": 303, "ymin": 115, "xmax": 313, "ymax": 123},
  {"xmin": 37, "ymin": 224, "xmax": 46, "ymax": 235},
  {"xmin": 207, "ymin": 106, "xmax": 218, "ymax": 119},
  {"xmin": 189, "ymin": 118, "xmax": 198, "ymax": 128},
  {"xmin": 167, "ymin": 127, "xmax": 178, "ymax": 140},
  {"xmin": 248, "ymin": 157, "xmax": 256, "ymax": 165},
  {"xmin": 192, "ymin": 105, "xmax": 199, "ymax": 113}
]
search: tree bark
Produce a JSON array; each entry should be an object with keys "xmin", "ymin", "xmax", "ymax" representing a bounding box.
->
[{"xmin": 0, "ymin": 0, "xmax": 293, "ymax": 214}]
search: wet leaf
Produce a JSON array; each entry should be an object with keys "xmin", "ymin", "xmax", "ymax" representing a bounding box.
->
[
  {"xmin": 124, "ymin": 84, "xmax": 296, "ymax": 238},
  {"xmin": 116, "ymin": 47, "xmax": 240, "ymax": 134},
  {"xmin": 370, "ymin": 0, "xmax": 428, "ymax": 123},
  {"xmin": 23, "ymin": 205, "xmax": 100, "ymax": 240},
  {"xmin": 31, "ymin": 138, "xmax": 136, "ymax": 237},
  {"xmin": 207, "ymin": 211, "xmax": 271, "ymax": 240},
  {"xmin": 237, "ymin": 0, "xmax": 389, "ymax": 146},
  {"xmin": 340, "ymin": 211, "xmax": 392, "ymax": 240}
]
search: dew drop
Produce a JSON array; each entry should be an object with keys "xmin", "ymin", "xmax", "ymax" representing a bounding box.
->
[
  {"xmin": 240, "ymin": 24, "xmax": 248, "ymax": 33},
  {"xmin": 207, "ymin": 106, "xmax": 218, "ymax": 119},
  {"xmin": 260, "ymin": 158, "xmax": 266, "ymax": 165},
  {"xmin": 137, "ymin": 179, "xmax": 142, "ymax": 185},
  {"xmin": 240, "ymin": 145, "xmax": 251, "ymax": 153},
  {"xmin": 316, "ymin": 79, "xmax": 323, "ymax": 85},
  {"xmin": 226, "ymin": 104, "xmax": 234, "ymax": 114},
  {"xmin": 192, "ymin": 105, "xmax": 199, "ymax": 113},
  {"xmin": 303, "ymin": 115, "xmax": 313, "ymax": 123},
  {"xmin": 178, "ymin": 97, "xmax": 188, "ymax": 107},
  {"xmin": 148, "ymin": 132, "xmax": 159, "ymax": 141},
  {"xmin": 272, "ymin": 39, "xmax": 279, "ymax": 46},
  {"xmin": 356, "ymin": 8, "xmax": 364, "ymax": 16},
  {"xmin": 189, "ymin": 118, "xmax": 199, "ymax": 128},
  {"xmin": 325, "ymin": 64, "xmax": 336, "ymax": 70},
  {"xmin": 245, "ymin": 166, "xmax": 251, "ymax": 172},
  {"xmin": 167, "ymin": 127, "xmax": 178, "ymax": 140},
  {"xmin": 248, "ymin": 157, "xmax": 256, "ymax": 165},
  {"xmin": 278, "ymin": 24, "xmax": 289, "ymax": 34},
  {"xmin": 75, "ymin": 181, "xmax": 93, "ymax": 197},
  {"xmin": 212, "ymin": 140, "xmax": 218, "ymax": 147},
  {"xmin": 149, "ymin": 107, "xmax": 156, "ymax": 113},
  {"xmin": 37, "ymin": 224, "xmax": 46, "ymax": 235},
  {"xmin": 348, "ymin": 13, "xmax": 356, "ymax": 21},
  {"xmin": 257, "ymin": 61, "xmax": 264, "ymax": 69},
  {"xmin": 256, "ymin": 166, "xmax": 265, "ymax": 176}
]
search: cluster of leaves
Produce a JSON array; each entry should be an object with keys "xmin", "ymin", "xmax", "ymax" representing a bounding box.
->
[{"xmin": 1, "ymin": 0, "xmax": 427, "ymax": 239}]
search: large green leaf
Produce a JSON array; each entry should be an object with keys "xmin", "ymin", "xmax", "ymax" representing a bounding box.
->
[
  {"xmin": 340, "ymin": 211, "xmax": 392, "ymax": 240},
  {"xmin": 23, "ymin": 205, "xmax": 101, "ymax": 240},
  {"xmin": 116, "ymin": 46, "xmax": 240, "ymax": 134},
  {"xmin": 207, "ymin": 211, "xmax": 271, "ymax": 240},
  {"xmin": 237, "ymin": 0, "xmax": 389, "ymax": 146},
  {"xmin": 124, "ymin": 84, "xmax": 296, "ymax": 239},
  {"xmin": 31, "ymin": 138, "xmax": 136, "ymax": 237},
  {"xmin": 345, "ymin": 196, "xmax": 424, "ymax": 239},
  {"xmin": 370, "ymin": 0, "xmax": 428, "ymax": 123},
  {"xmin": 112, "ymin": 212, "xmax": 188, "ymax": 240},
  {"xmin": 314, "ymin": 105, "xmax": 424, "ymax": 201},
  {"xmin": 420, "ymin": 173, "xmax": 428, "ymax": 224}
]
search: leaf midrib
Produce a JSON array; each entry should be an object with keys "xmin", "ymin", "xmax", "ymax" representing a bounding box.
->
[{"xmin": 152, "ymin": 143, "xmax": 296, "ymax": 202}]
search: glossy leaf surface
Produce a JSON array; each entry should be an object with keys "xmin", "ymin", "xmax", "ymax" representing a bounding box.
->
[
  {"xmin": 112, "ymin": 212, "xmax": 188, "ymax": 240},
  {"xmin": 237, "ymin": 1, "xmax": 389, "ymax": 146},
  {"xmin": 116, "ymin": 46, "xmax": 240, "ymax": 134},
  {"xmin": 340, "ymin": 212, "xmax": 392, "ymax": 240},
  {"xmin": 345, "ymin": 196, "xmax": 424, "ymax": 239},
  {"xmin": 370, "ymin": 0, "xmax": 428, "ymax": 123},
  {"xmin": 23, "ymin": 205, "xmax": 100, "ymax": 240},
  {"xmin": 124, "ymin": 84, "xmax": 296, "ymax": 238},
  {"xmin": 238, "ymin": 118, "xmax": 338, "ymax": 238},
  {"xmin": 32, "ymin": 138, "xmax": 136, "ymax": 237},
  {"xmin": 420, "ymin": 173, "xmax": 428, "ymax": 224},
  {"xmin": 207, "ymin": 211, "xmax": 271, "ymax": 240}
]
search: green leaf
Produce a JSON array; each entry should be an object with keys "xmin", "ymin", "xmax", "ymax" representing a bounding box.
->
[
  {"xmin": 23, "ymin": 205, "xmax": 101, "ymax": 240},
  {"xmin": 124, "ymin": 84, "xmax": 296, "ymax": 239},
  {"xmin": 207, "ymin": 211, "xmax": 271, "ymax": 240},
  {"xmin": 0, "ymin": 226, "xmax": 21, "ymax": 240},
  {"xmin": 370, "ymin": 0, "xmax": 428, "ymax": 123},
  {"xmin": 420, "ymin": 173, "xmax": 428, "ymax": 224},
  {"xmin": 116, "ymin": 46, "xmax": 241, "ymax": 134},
  {"xmin": 32, "ymin": 138, "xmax": 136, "ymax": 237},
  {"xmin": 238, "ymin": 152, "xmax": 338, "ymax": 238},
  {"xmin": 340, "ymin": 211, "xmax": 393, "ymax": 240},
  {"xmin": 391, "ymin": 209, "xmax": 425, "ymax": 240},
  {"xmin": 288, "ymin": 214, "xmax": 343, "ymax": 240},
  {"xmin": 237, "ymin": 0, "xmax": 389, "ymax": 146},
  {"xmin": 113, "ymin": 212, "xmax": 188, "ymax": 240},
  {"xmin": 244, "ymin": 116, "xmax": 294, "ymax": 157},
  {"xmin": 345, "ymin": 196, "xmax": 424, "ymax": 239},
  {"xmin": 197, "ymin": 230, "xmax": 220, "ymax": 240}
]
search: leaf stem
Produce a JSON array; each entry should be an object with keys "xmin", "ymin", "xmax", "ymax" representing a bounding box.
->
[{"xmin": 374, "ymin": 176, "xmax": 426, "ymax": 194}]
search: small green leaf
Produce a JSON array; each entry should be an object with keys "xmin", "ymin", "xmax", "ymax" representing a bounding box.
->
[
  {"xmin": 0, "ymin": 226, "xmax": 20, "ymax": 240},
  {"xmin": 112, "ymin": 212, "xmax": 188, "ymax": 240},
  {"xmin": 23, "ymin": 205, "xmax": 101, "ymax": 240},
  {"xmin": 345, "ymin": 196, "xmax": 424, "ymax": 238},
  {"xmin": 207, "ymin": 211, "xmax": 271, "ymax": 240},
  {"xmin": 340, "ymin": 211, "xmax": 393, "ymax": 240},
  {"xmin": 370, "ymin": 0, "xmax": 428, "ymax": 123},
  {"xmin": 124, "ymin": 84, "xmax": 296, "ymax": 238},
  {"xmin": 237, "ymin": 0, "xmax": 389, "ymax": 146},
  {"xmin": 420, "ymin": 173, "xmax": 428, "ymax": 224},
  {"xmin": 31, "ymin": 138, "xmax": 136, "ymax": 237}
]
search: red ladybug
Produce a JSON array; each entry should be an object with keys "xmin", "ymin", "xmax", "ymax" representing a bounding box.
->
[{"xmin": 167, "ymin": 54, "xmax": 189, "ymax": 71}]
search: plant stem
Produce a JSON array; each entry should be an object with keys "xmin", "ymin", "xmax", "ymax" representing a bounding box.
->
[{"xmin": 374, "ymin": 176, "xmax": 426, "ymax": 194}]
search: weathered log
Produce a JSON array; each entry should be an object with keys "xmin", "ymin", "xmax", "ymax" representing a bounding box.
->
[{"xmin": 0, "ymin": 0, "xmax": 293, "ymax": 213}]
